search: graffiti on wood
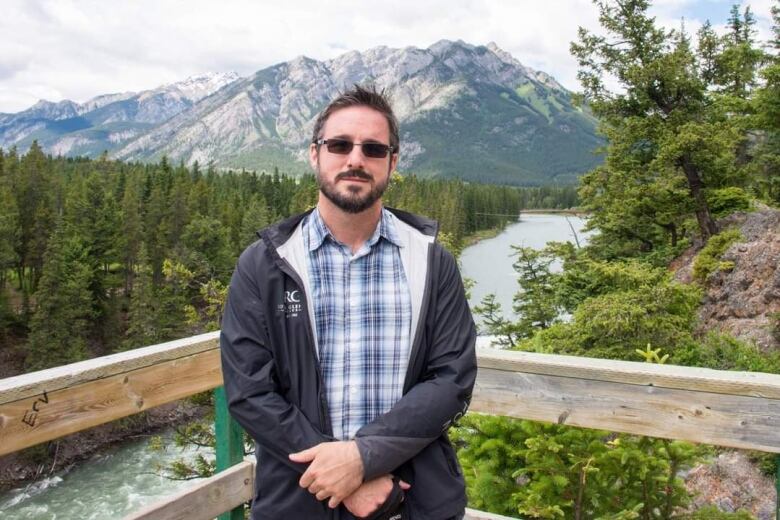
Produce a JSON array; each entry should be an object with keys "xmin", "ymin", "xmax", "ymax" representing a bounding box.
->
[{"xmin": 21, "ymin": 391, "xmax": 49, "ymax": 427}]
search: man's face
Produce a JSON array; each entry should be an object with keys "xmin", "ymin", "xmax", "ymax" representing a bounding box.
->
[{"xmin": 309, "ymin": 105, "xmax": 398, "ymax": 214}]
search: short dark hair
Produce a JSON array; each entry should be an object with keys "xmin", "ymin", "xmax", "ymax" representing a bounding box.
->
[{"xmin": 311, "ymin": 84, "xmax": 399, "ymax": 152}]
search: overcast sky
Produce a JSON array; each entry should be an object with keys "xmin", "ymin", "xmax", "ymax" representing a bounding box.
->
[{"xmin": 0, "ymin": 0, "xmax": 776, "ymax": 113}]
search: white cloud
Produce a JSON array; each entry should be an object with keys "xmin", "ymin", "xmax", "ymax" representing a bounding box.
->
[{"xmin": 0, "ymin": 0, "xmax": 776, "ymax": 113}]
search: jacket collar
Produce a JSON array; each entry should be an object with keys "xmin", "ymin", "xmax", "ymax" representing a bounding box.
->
[{"xmin": 259, "ymin": 205, "xmax": 438, "ymax": 250}]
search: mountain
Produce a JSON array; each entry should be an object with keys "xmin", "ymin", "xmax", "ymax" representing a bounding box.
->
[
  {"xmin": 0, "ymin": 72, "xmax": 240, "ymax": 157},
  {"xmin": 1, "ymin": 42, "xmax": 602, "ymax": 185}
]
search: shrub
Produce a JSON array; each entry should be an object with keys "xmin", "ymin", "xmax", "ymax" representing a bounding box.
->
[
  {"xmin": 453, "ymin": 415, "xmax": 709, "ymax": 519},
  {"xmin": 691, "ymin": 229, "xmax": 742, "ymax": 284},
  {"xmin": 706, "ymin": 187, "xmax": 753, "ymax": 217}
]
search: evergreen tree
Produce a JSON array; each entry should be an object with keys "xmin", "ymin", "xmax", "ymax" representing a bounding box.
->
[
  {"xmin": 25, "ymin": 219, "xmax": 93, "ymax": 370},
  {"xmin": 120, "ymin": 175, "xmax": 144, "ymax": 292},
  {"xmin": 122, "ymin": 245, "xmax": 160, "ymax": 351},
  {"xmin": 239, "ymin": 194, "xmax": 272, "ymax": 250},
  {"xmin": 751, "ymin": 0, "xmax": 780, "ymax": 203},
  {"xmin": 571, "ymin": 0, "xmax": 744, "ymax": 248}
]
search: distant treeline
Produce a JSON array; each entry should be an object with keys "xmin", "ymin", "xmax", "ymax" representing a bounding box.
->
[{"xmin": 0, "ymin": 144, "xmax": 578, "ymax": 372}]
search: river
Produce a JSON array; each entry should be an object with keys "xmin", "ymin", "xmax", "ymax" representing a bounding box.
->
[
  {"xmin": 0, "ymin": 212, "xmax": 589, "ymax": 519},
  {"xmin": 461, "ymin": 212, "xmax": 591, "ymax": 333}
]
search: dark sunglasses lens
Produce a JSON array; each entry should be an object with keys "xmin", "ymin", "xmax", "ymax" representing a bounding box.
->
[
  {"xmin": 362, "ymin": 143, "xmax": 390, "ymax": 158},
  {"xmin": 326, "ymin": 139, "xmax": 353, "ymax": 154}
]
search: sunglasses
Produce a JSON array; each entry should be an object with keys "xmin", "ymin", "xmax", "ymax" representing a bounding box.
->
[{"xmin": 315, "ymin": 138, "xmax": 394, "ymax": 159}]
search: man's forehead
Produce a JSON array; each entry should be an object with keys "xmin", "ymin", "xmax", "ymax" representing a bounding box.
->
[{"xmin": 321, "ymin": 105, "xmax": 390, "ymax": 140}]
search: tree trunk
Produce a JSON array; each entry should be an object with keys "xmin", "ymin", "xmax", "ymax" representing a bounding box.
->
[
  {"xmin": 679, "ymin": 154, "xmax": 718, "ymax": 241},
  {"xmin": 657, "ymin": 222, "xmax": 678, "ymax": 247}
]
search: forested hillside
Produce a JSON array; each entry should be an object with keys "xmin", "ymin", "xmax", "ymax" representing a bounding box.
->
[{"xmin": 0, "ymin": 147, "xmax": 578, "ymax": 375}]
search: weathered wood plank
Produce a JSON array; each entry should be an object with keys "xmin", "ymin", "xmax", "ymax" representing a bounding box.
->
[
  {"xmin": 123, "ymin": 460, "xmax": 254, "ymax": 520},
  {"xmin": 0, "ymin": 331, "xmax": 220, "ymax": 405},
  {"xmin": 477, "ymin": 347, "xmax": 780, "ymax": 400},
  {"xmin": 0, "ymin": 349, "xmax": 222, "ymax": 456},
  {"xmin": 470, "ymin": 367, "xmax": 780, "ymax": 453},
  {"xmin": 465, "ymin": 508, "xmax": 520, "ymax": 519}
]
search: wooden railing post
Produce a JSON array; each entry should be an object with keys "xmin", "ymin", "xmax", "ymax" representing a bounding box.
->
[
  {"xmin": 775, "ymin": 455, "xmax": 780, "ymax": 518},
  {"xmin": 214, "ymin": 386, "xmax": 246, "ymax": 520}
]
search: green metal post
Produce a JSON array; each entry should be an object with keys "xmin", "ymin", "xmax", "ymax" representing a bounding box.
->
[
  {"xmin": 774, "ymin": 454, "xmax": 780, "ymax": 520},
  {"xmin": 215, "ymin": 385, "xmax": 246, "ymax": 520}
]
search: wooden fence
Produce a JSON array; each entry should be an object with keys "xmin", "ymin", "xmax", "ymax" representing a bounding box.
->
[{"xmin": 2, "ymin": 332, "xmax": 780, "ymax": 519}]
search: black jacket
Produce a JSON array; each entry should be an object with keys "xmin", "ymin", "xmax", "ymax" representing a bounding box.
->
[{"xmin": 220, "ymin": 207, "xmax": 477, "ymax": 519}]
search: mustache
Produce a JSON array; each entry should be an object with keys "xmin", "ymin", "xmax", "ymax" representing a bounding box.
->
[{"xmin": 336, "ymin": 169, "xmax": 372, "ymax": 181}]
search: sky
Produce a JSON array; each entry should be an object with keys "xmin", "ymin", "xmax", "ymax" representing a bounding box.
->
[{"xmin": 0, "ymin": 0, "xmax": 776, "ymax": 114}]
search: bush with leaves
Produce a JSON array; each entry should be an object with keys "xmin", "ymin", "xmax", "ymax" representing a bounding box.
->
[
  {"xmin": 691, "ymin": 229, "xmax": 742, "ymax": 284},
  {"xmin": 452, "ymin": 415, "xmax": 710, "ymax": 520}
]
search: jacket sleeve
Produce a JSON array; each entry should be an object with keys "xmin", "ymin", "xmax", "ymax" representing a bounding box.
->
[
  {"xmin": 354, "ymin": 247, "xmax": 477, "ymax": 480},
  {"xmin": 220, "ymin": 247, "xmax": 333, "ymax": 473}
]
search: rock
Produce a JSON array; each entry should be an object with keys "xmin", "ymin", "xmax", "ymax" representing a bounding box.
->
[
  {"xmin": 672, "ymin": 209, "xmax": 780, "ymax": 351},
  {"xmin": 684, "ymin": 451, "xmax": 776, "ymax": 517}
]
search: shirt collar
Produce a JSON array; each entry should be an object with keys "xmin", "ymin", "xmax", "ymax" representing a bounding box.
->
[{"xmin": 305, "ymin": 207, "xmax": 403, "ymax": 252}]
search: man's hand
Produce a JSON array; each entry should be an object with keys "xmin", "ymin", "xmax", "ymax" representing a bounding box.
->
[
  {"xmin": 343, "ymin": 475, "xmax": 411, "ymax": 518},
  {"xmin": 289, "ymin": 440, "xmax": 364, "ymax": 507}
]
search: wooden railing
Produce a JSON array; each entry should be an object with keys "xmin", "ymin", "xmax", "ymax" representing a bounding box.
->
[{"xmin": 2, "ymin": 333, "xmax": 780, "ymax": 519}]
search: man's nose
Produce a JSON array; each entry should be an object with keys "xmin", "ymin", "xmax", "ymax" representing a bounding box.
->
[{"xmin": 346, "ymin": 144, "xmax": 366, "ymax": 169}]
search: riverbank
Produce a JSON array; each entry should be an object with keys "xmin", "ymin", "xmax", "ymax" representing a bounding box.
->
[
  {"xmin": 461, "ymin": 209, "xmax": 587, "ymax": 249},
  {"xmin": 0, "ymin": 399, "xmax": 210, "ymax": 494},
  {"xmin": 519, "ymin": 208, "xmax": 587, "ymax": 216},
  {"xmin": 462, "ymin": 227, "xmax": 505, "ymax": 248}
]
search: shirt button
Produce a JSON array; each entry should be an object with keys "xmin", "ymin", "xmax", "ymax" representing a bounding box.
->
[
  {"xmin": 350, "ymin": 299, "xmax": 358, "ymax": 307},
  {"xmin": 350, "ymin": 387, "xmax": 358, "ymax": 394}
]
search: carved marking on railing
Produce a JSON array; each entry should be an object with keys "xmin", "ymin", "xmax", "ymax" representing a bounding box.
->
[{"xmin": 21, "ymin": 390, "xmax": 49, "ymax": 427}]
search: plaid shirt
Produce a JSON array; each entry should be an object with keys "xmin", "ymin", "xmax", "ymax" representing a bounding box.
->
[{"xmin": 303, "ymin": 207, "xmax": 412, "ymax": 440}]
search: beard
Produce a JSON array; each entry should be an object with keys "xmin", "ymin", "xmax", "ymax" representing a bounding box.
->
[{"xmin": 316, "ymin": 168, "xmax": 389, "ymax": 214}]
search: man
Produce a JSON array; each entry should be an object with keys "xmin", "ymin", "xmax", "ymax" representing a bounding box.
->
[{"xmin": 220, "ymin": 84, "xmax": 477, "ymax": 520}]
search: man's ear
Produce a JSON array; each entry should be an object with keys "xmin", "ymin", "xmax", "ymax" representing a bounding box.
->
[
  {"xmin": 309, "ymin": 143, "xmax": 319, "ymax": 170},
  {"xmin": 389, "ymin": 152, "xmax": 399, "ymax": 173}
]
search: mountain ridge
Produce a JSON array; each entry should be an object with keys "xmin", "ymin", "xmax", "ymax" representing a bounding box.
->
[{"xmin": 1, "ymin": 42, "xmax": 602, "ymax": 185}]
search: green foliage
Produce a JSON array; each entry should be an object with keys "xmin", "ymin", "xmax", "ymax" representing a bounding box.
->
[
  {"xmin": 571, "ymin": 0, "xmax": 768, "ymax": 255},
  {"xmin": 635, "ymin": 344, "xmax": 669, "ymax": 364},
  {"xmin": 748, "ymin": 450, "xmax": 778, "ymax": 478},
  {"xmin": 450, "ymin": 415, "xmax": 527, "ymax": 516},
  {"xmin": 676, "ymin": 506, "xmax": 755, "ymax": 519},
  {"xmin": 122, "ymin": 246, "xmax": 159, "ymax": 351},
  {"xmin": 0, "ymin": 146, "xmax": 547, "ymax": 372},
  {"xmin": 706, "ymin": 187, "xmax": 752, "ymax": 218},
  {"xmin": 25, "ymin": 220, "xmax": 93, "ymax": 370},
  {"xmin": 475, "ymin": 246, "xmax": 559, "ymax": 346},
  {"xmin": 771, "ymin": 312, "xmax": 780, "ymax": 343},
  {"xmin": 453, "ymin": 415, "xmax": 709, "ymax": 520},
  {"xmin": 518, "ymin": 254, "xmax": 701, "ymax": 361},
  {"xmin": 691, "ymin": 229, "xmax": 742, "ymax": 284},
  {"xmin": 675, "ymin": 332, "xmax": 780, "ymax": 374}
]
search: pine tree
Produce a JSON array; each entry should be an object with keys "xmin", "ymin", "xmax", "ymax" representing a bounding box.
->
[
  {"xmin": 25, "ymin": 219, "xmax": 93, "ymax": 370},
  {"xmin": 570, "ymin": 0, "xmax": 749, "ymax": 248},
  {"xmin": 239, "ymin": 194, "xmax": 272, "ymax": 250},
  {"xmin": 122, "ymin": 245, "xmax": 160, "ymax": 351},
  {"xmin": 751, "ymin": 0, "xmax": 780, "ymax": 203}
]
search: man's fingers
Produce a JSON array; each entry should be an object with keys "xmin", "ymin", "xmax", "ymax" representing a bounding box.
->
[
  {"xmin": 316, "ymin": 489, "xmax": 331, "ymax": 501},
  {"xmin": 289, "ymin": 446, "xmax": 317, "ymax": 463},
  {"xmin": 327, "ymin": 496, "xmax": 342, "ymax": 508},
  {"xmin": 299, "ymin": 469, "xmax": 315, "ymax": 489},
  {"xmin": 399, "ymin": 479, "xmax": 411, "ymax": 490}
]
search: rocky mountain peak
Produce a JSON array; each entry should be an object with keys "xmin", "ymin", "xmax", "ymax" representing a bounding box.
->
[
  {"xmin": 26, "ymin": 99, "xmax": 80, "ymax": 120},
  {"xmin": 2, "ymin": 42, "xmax": 602, "ymax": 185}
]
